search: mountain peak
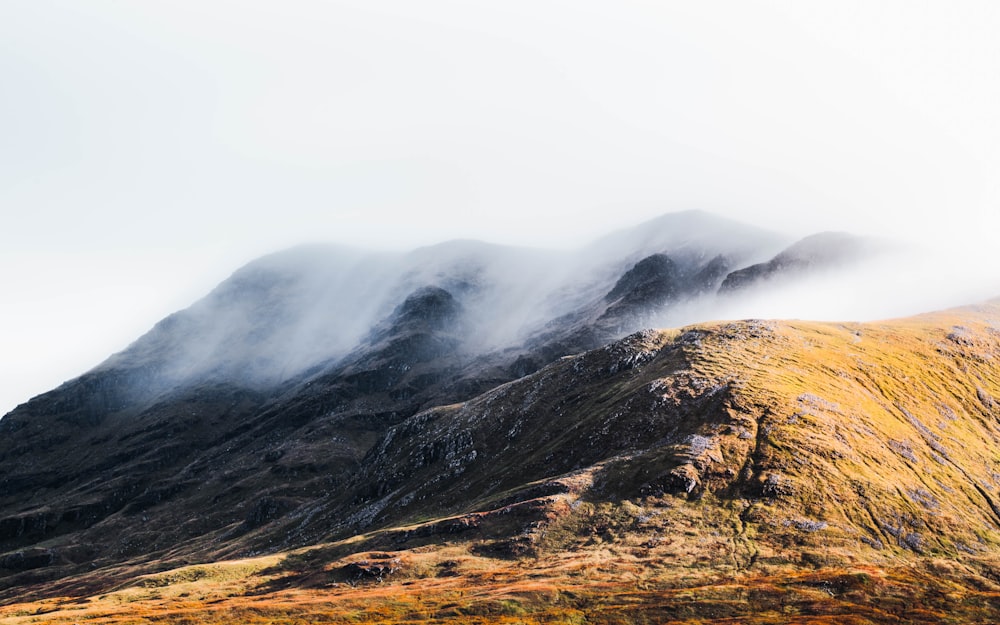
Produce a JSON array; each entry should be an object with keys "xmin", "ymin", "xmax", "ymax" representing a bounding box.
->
[{"xmin": 4, "ymin": 212, "xmax": 984, "ymax": 623}]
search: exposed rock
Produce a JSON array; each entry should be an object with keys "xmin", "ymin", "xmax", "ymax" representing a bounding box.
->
[
  {"xmin": 605, "ymin": 254, "xmax": 681, "ymax": 305},
  {"xmin": 720, "ymin": 231, "xmax": 872, "ymax": 292},
  {"xmin": 0, "ymin": 549, "xmax": 55, "ymax": 572},
  {"xmin": 374, "ymin": 286, "xmax": 461, "ymax": 338},
  {"xmin": 340, "ymin": 557, "xmax": 402, "ymax": 581},
  {"xmin": 242, "ymin": 496, "xmax": 298, "ymax": 530}
]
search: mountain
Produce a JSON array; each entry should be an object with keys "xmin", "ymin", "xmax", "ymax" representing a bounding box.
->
[
  {"xmin": 719, "ymin": 231, "xmax": 880, "ymax": 292},
  {"xmin": 4, "ymin": 211, "xmax": 989, "ymax": 623}
]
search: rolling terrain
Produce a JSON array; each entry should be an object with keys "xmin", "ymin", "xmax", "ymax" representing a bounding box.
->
[{"xmin": 2, "ymin": 213, "xmax": 995, "ymax": 623}]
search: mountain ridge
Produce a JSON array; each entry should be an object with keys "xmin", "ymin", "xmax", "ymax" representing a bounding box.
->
[{"xmin": 4, "ymin": 211, "xmax": 990, "ymax": 623}]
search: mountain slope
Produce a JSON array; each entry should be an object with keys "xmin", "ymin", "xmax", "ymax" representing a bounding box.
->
[
  {"xmin": 3, "ymin": 301, "xmax": 1000, "ymax": 623},
  {"xmin": 275, "ymin": 298, "xmax": 1000, "ymax": 562},
  {"xmin": 0, "ymin": 213, "xmax": 795, "ymax": 574},
  {"xmin": 3, "ymin": 211, "xmax": 983, "ymax": 622}
]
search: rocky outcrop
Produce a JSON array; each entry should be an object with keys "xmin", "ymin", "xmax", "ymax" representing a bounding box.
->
[
  {"xmin": 602, "ymin": 254, "xmax": 681, "ymax": 318},
  {"xmin": 720, "ymin": 231, "xmax": 872, "ymax": 292}
]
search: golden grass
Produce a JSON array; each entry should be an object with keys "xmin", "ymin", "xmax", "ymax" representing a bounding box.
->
[{"xmin": 4, "ymin": 546, "xmax": 1000, "ymax": 624}]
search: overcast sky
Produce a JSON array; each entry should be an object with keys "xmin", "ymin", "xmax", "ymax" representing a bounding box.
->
[{"xmin": 2, "ymin": 1, "xmax": 998, "ymax": 415}]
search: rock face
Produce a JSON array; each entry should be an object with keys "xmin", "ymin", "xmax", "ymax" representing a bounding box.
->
[
  {"xmin": 603, "ymin": 254, "xmax": 682, "ymax": 317},
  {"xmin": 598, "ymin": 252, "xmax": 733, "ymax": 330},
  {"xmin": 0, "ymin": 211, "xmax": 927, "ymax": 598},
  {"xmin": 381, "ymin": 286, "xmax": 461, "ymax": 334}
]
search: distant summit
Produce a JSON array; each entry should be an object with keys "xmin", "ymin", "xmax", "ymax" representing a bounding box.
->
[{"xmin": 720, "ymin": 231, "xmax": 878, "ymax": 292}]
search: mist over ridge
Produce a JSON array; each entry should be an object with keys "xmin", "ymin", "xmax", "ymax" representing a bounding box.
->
[
  {"xmin": 72, "ymin": 212, "xmax": 764, "ymax": 390},
  {"xmin": 3, "ymin": 209, "xmax": 976, "ymax": 421},
  {"xmin": 3, "ymin": 208, "xmax": 995, "ymax": 426}
]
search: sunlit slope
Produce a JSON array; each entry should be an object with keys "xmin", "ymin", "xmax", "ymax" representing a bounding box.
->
[{"xmin": 674, "ymin": 300, "xmax": 1000, "ymax": 563}]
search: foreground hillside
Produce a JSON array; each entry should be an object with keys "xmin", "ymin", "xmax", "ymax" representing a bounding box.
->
[{"xmin": 4, "ymin": 301, "xmax": 1000, "ymax": 623}]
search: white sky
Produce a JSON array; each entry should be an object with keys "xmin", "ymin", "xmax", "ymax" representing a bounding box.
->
[{"xmin": 2, "ymin": 0, "xmax": 998, "ymax": 415}]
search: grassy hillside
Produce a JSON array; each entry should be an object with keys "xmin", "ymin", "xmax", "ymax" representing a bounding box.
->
[{"xmin": 4, "ymin": 301, "xmax": 1000, "ymax": 623}]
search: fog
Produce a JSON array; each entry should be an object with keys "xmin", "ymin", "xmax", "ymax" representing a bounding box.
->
[
  {"xmin": 79, "ymin": 212, "xmax": 1000, "ymax": 405},
  {"xmin": 1, "ymin": 1, "xmax": 998, "ymax": 415},
  {"xmin": 93, "ymin": 212, "xmax": 780, "ymax": 390},
  {"xmin": 659, "ymin": 243, "xmax": 1000, "ymax": 330}
]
